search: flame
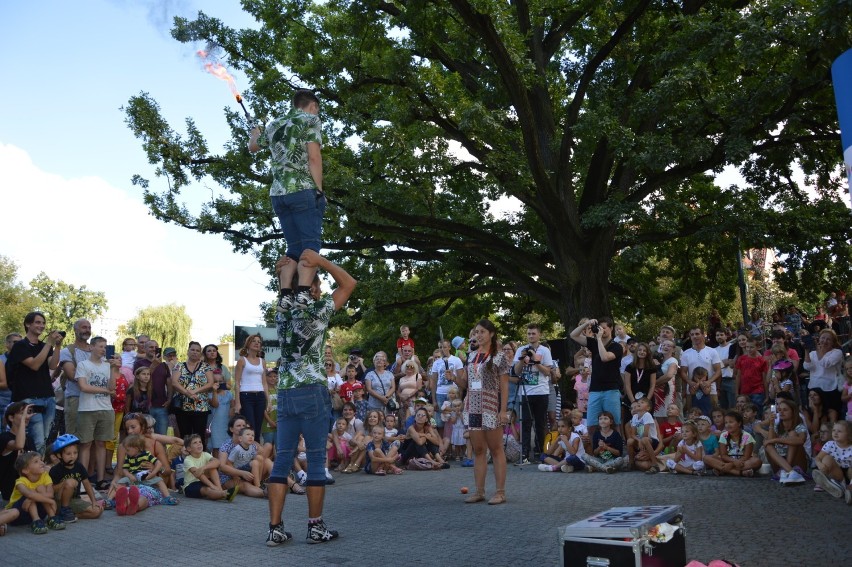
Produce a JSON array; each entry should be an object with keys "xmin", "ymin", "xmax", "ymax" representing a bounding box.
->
[{"xmin": 197, "ymin": 50, "xmax": 241, "ymax": 100}]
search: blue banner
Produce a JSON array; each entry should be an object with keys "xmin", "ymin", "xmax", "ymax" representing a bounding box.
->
[{"xmin": 832, "ymin": 48, "xmax": 852, "ymax": 207}]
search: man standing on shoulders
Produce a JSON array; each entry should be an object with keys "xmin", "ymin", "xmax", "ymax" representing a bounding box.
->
[
  {"xmin": 58, "ymin": 319, "xmax": 93, "ymax": 437},
  {"xmin": 512, "ymin": 324, "xmax": 553, "ymax": 463},
  {"xmin": 570, "ymin": 317, "xmax": 623, "ymax": 440},
  {"xmin": 5, "ymin": 312, "xmax": 63, "ymax": 453},
  {"xmin": 266, "ymin": 250, "xmax": 355, "ymax": 547},
  {"xmin": 429, "ymin": 339, "xmax": 463, "ymax": 435},
  {"xmin": 679, "ymin": 327, "xmax": 722, "ymax": 416},
  {"xmin": 249, "ymin": 89, "xmax": 326, "ymax": 312}
]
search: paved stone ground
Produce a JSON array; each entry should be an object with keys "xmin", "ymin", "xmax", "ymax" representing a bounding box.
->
[{"xmin": 1, "ymin": 464, "xmax": 850, "ymax": 566}]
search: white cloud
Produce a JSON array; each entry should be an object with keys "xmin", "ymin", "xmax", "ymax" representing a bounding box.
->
[{"xmin": 0, "ymin": 143, "xmax": 270, "ymax": 347}]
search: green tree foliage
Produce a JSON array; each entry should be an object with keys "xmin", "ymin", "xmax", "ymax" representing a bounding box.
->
[
  {"xmin": 27, "ymin": 273, "xmax": 109, "ymax": 338},
  {"xmin": 0, "ymin": 257, "xmax": 37, "ymax": 348},
  {"xmin": 123, "ymin": 1, "xmax": 852, "ymax": 333},
  {"xmin": 118, "ymin": 304, "xmax": 193, "ymax": 355}
]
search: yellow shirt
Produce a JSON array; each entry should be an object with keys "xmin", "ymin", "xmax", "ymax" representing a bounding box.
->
[
  {"xmin": 6, "ymin": 471, "xmax": 52, "ymax": 509},
  {"xmin": 183, "ymin": 452, "xmax": 213, "ymax": 486}
]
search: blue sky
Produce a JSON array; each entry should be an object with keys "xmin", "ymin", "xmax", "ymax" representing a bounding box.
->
[{"xmin": 0, "ymin": 1, "xmax": 270, "ymax": 347}]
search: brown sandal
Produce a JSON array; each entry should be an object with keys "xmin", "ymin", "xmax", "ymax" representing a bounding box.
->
[
  {"xmin": 488, "ymin": 489, "xmax": 506, "ymax": 505},
  {"xmin": 464, "ymin": 491, "xmax": 486, "ymax": 504}
]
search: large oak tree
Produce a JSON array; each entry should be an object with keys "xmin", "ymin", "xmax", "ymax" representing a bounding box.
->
[{"xmin": 125, "ymin": 1, "xmax": 852, "ymax": 333}]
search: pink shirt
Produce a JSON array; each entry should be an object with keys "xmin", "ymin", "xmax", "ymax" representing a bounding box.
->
[{"xmin": 574, "ymin": 375, "xmax": 590, "ymax": 413}]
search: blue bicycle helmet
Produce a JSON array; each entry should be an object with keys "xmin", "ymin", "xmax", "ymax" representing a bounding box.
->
[{"xmin": 52, "ymin": 434, "xmax": 80, "ymax": 453}]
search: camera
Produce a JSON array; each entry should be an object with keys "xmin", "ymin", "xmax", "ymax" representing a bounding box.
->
[
  {"xmin": 522, "ymin": 347, "xmax": 538, "ymax": 362},
  {"xmin": 57, "ymin": 331, "xmax": 66, "ymax": 338},
  {"xmin": 27, "ymin": 405, "xmax": 46, "ymax": 414},
  {"xmin": 590, "ymin": 324, "xmax": 600, "ymax": 334}
]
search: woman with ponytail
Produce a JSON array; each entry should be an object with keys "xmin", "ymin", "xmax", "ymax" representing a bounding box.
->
[{"xmin": 458, "ymin": 319, "xmax": 511, "ymax": 505}]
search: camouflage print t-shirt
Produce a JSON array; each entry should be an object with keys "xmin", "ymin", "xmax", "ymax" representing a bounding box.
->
[
  {"xmin": 276, "ymin": 295, "xmax": 334, "ymax": 389},
  {"xmin": 258, "ymin": 107, "xmax": 323, "ymax": 197}
]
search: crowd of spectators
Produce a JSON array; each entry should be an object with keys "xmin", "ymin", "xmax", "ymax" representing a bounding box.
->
[{"xmin": 1, "ymin": 297, "xmax": 850, "ymax": 536}]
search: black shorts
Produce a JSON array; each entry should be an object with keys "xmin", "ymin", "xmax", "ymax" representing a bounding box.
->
[{"xmin": 183, "ymin": 481, "xmax": 204, "ymax": 498}]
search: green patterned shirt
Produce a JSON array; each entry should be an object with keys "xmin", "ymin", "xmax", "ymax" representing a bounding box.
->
[
  {"xmin": 258, "ymin": 107, "xmax": 323, "ymax": 196},
  {"xmin": 276, "ymin": 295, "xmax": 335, "ymax": 389}
]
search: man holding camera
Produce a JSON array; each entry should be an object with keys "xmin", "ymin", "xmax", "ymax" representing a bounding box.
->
[
  {"xmin": 570, "ymin": 317, "xmax": 623, "ymax": 439},
  {"xmin": 512, "ymin": 324, "xmax": 553, "ymax": 463},
  {"xmin": 5, "ymin": 311, "xmax": 63, "ymax": 454}
]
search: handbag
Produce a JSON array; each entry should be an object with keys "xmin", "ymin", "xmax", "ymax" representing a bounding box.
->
[{"xmin": 377, "ymin": 371, "xmax": 399, "ymax": 412}]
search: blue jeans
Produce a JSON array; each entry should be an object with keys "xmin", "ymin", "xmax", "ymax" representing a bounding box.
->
[
  {"xmin": 271, "ymin": 189, "xmax": 326, "ymax": 260},
  {"xmin": 0, "ymin": 389, "xmax": 11, "ymax": 424},
  {"xmin": 149, "ymin": 407, "xmax": 169, "ymax": 435},
  {"xmin": 719, "ymin": 379, "xmax": 737, "ymax": 409},
  {"xmin": 507, "ymin": 382, "xmax": 520, "ymax": 414},
  {"xmin": 270, "ymin": 384, "xmax": 330, "ymax": 487},
  {"xmin": 24, "ymin": 396, "xmax": 56, "ymax": 454},
  {"xmin": 748, "ymin": 393, "xmax": 766, "ymax": 409},
  {"xmin": 587, "ymin": 389, "xmax": 622, "ymax": 426},
  {"xmin": 239, "ymin": 391, "xmax": 267, "ymax": 436},
  {"xmin": 434, "ymin": 393, "xmax": 448, "ymax": 427}
]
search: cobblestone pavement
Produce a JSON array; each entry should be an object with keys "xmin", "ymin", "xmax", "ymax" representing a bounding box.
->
[{"xmin": 1, "ymin": 464, "xmax": 849, "ymax": 566}]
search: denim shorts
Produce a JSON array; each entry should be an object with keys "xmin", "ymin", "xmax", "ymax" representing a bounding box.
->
[
  {"xmin": 269, "ymin": 383, "xmax": 330, "ymax": 486},
  {"xmin": 271, "ymin": 189, "xmax": 326, "ymax": 260},
  {"xmin": 587, "ymin": 390, "xmax": 622, "ymax": 426}
]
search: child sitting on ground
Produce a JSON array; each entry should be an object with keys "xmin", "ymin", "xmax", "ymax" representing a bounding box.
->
[
  {"xmin": 658, "ymin": 421, "xmax": 705, "ymax": 474},
  {"xmin": 49, "ymin": 434, "xmax": 103, "ymax": 523},
  {"xmin": 581, "ymin": 411, "xmax": 624, "ymax": 473},
  {"xmin": 703, "ymin": 410, "xmax": 761, "ymax": 477},
  {"xmin": 329, "ymin": 417, "xmax": 353, "ymax": 472},
  {"xmin": 710, "ymin": 408, "xmax": 725, "ymax": 438},
  {"xmin": 227, "ymin": 427, "xmax": 266, "ymax": 493},
  {"xmin": 659, "ymin": 404, "xmax": 683, "ymax": 455},
  {"xmin": 686, "ymin": 406, "xmax": 704, "ymax": 422},
  {"xmin": 627, "ymin": 398, "xmax": 661, "ymax": 472},
  {"xmin": 5, "ymin": 451, "xmax": 65, "ymax": 534},
  {"xmin": 812, "ymin": 421, "xmax": 852, "ymax": 501},
  {"xmin": 182, "ymin": 434, "xmax": 237, "ymax": 501},
  {"xmin": 569, "ymin": 409, "xmax": 590, "ymax": 454},
  {"xmin": 366, "ymin": 425, "xmax": 403, "ymax": 475},
  {"xmin": 167, "ymin": 442, "xmax": 186, "ymax": 492},
  {"xmin": 696, "ymin": 415, "xmax": 719, "ymax": 458},
  {"xmin": 538, "ymin": 418, "xmax": 585, "ymax": 472},
  {"xmin": 120, "ymin": 434, "xmax": 175, "ymax": 503}
]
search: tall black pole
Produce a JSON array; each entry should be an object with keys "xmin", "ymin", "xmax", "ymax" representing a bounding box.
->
[{"xmin": 735, "ymin": 236, "xmax": 749, "ymax": 325}]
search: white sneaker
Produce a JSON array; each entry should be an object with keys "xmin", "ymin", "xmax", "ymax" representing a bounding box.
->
[
  {"xmin": 779, "ymin": 470, "xmax": 790, "ymax": 484},
  {"xmin": 560, "ymin": 464, "xmax": 574, "ymax": 473},
  {"xmin": 538, "ymin": 464, "xmax": 554, "ymax": 472},
  {"xmin": 784, "ymin": 470, "xmax": 805, "ymax": 485},
  {"xmin": 296, "ymin": 470, "xmax": 307, "ymax": 485},
  {"xmin": 813, "ymin": 470, "xmax": 844, "ymax": 498},
  {"xmin": 666, "ymin": 459, "xmax": 677, "ymax": 471}
]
